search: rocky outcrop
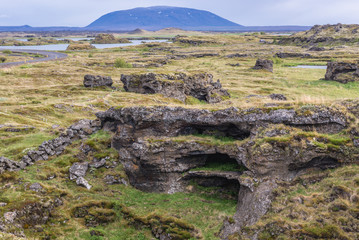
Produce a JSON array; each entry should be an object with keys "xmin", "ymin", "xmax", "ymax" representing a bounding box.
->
[
  {"xmin": 225, "ymin": 53, "xmax": 250, "ymax": 58},
  {"xmin": 0, "ymin": 157, "xmax": 23, "ymax": 174},
  {"xmin": 173, "ymin": 36, "xmax": 218, "ymax": 45},
  {"xmin": 83, "ymin": 75, "xmax": 113, "ymax": 88},
  {"xmin": 325, "ymin": 61, "xmax": 359, "ymax": 83},
  {"xmin": 66, "ymin": 43, "xmax": 96, "ymax": 51},
  {"xmin": 120, "ymin": 73, "xmax": 230, "ymax": 103},
  {"xmin": 269, "ymin": 93, "xmax": 287, "ymax": 101},
  {"xmin": 1, "ymin": 198, "xmax": 63, "ymax": 232},
  {"xmin": 252, "ymin": 59, "xmax": 273, "ymax": 72},
  {"xmin": 96, "ymin": 104, "xmax": 358, "ymax": 237},
  {"xmin": 278, "ymin": 24, "xmax": 359, "ymax": 46},
  {"xmin": 309, "ymin": 46, "xmax": 325, "ymax": 51},
  {"xmin": 0, "ymin": 119, "xmax": 101, "ymax": 173},
  {"xmin": 91, "ymin": 34, "xmax": 130, "ymax": 44},
  {"xmin": 274, "ymin": 52, "xmax": 311, "ymax": 58}
]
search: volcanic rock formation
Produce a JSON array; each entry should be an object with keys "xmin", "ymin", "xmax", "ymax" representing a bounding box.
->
[
  {"xmin": 325, "ymin": 61, "xmax": 359, "ymax": 83},
  {"xmin": 120, "ymin": 72, "xmax": 230, "ymax": 103},
  {"xmin": 83, "ymin": 75, "xmax": 113, "ymax": 88},
  {"xmin": 252, "ymin": 59, "xmax": 273, "ymax": 72},
  {"xmin": 96, "ymin": 104, "xmax": 358, "ymax": 238}
]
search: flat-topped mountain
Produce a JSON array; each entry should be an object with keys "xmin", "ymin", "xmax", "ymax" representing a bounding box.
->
[{"xmin": 86, "ymin": 6, "xmax": 242, "ymax": 31}]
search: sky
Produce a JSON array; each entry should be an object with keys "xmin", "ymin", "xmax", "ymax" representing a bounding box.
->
[{"xmin": 0, "ymin": 0, "xmax": 359, "ymax": 27}]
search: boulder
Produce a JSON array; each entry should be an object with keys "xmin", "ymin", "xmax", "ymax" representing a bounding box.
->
[
  {"xmin": 69, "ymin": 162, "xmax": 89, "ymax": 180},
  {"xmin": 29, "ymin": 183, "xmax": 43, "ymax": 192},
  {"xmin": 76, "ymin": 177, "xmax": 92, "ymax": 190},
  {"xmin": 120, "ymin": 72, "xmax": 230, "ymax": 103},
  {"xmin": 89, "ymin": 157, "xmax": 108, "ymax": 168},
  {"xmin": 83, "ymin": 75, "xmax": 113, "ymax": 88},
  {"xmin": 252, "ymin": 59, "xmax": 273, "ymax": 72},
  {"xmin": 325, "ymin": 61, "xmax": 359, "ymax": 83}
]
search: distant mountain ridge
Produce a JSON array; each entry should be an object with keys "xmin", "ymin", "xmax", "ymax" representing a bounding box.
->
[
  {"xmin": 0, "ymin": 6, "xmax": 312, "ymax": 32},
  {"xmin": 86, "ymin": 6, "xmax": 241, "ymax": 31}
]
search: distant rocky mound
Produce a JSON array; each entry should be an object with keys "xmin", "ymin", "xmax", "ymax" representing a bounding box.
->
[
  {"xmin": 66, "ymin": 43, "xmax": 95, "ymax": 51},
  {"xmin": 127, "ymin": 28, "xmax": 150, "ymax": 35},
  {"xmin": 120, "ymin": 72, "xmax": 230, "ymax": 103},
  {"xmin": 325, "ymin": 61, "xmax": 359, "ymax": 83},
  {"xmin": 83, "ymin": 75, "xmax": 113, "ymax": 88},
  {"xmin": 279, "ymin": 23, "xmax": 359, "ymax": 46},
  {"xmin": 86, "ymin": 6, "xmax": 241, "ymax": 31},
  {"xmin": 252, "ymin": 59, "xmax": 273, "ymax": 72},
  {"xmin": 91, "ymin": 34, "xmax": 130, "ymax": 44}
]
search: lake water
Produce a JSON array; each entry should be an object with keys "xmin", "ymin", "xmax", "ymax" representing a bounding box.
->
[
  {"xmin": 291, "ymin": 65, "xmax": 327, "ymax": 69},
  {"xmin": 56, "ymin": 37, "xmax": 94, "ymax": 41},
  {"xmin": 0, "ymin": 39, "xmax": 170, "ymax": 51}
]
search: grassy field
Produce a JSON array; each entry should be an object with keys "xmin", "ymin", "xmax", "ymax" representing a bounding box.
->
[{"xmin": 1, "ymin": 32, "xmax": 359, "ymax": 239}]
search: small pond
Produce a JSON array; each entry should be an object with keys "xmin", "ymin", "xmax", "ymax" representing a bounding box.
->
[{"xmin": 291, "ymin": 65, "xmax": 327, "ymax": 69}]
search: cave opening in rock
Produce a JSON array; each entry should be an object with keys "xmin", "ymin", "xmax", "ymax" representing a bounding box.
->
[
  {"xmin": 180, "ymin": 153, "xmax": 247, "ymax": 200},
  {"xmin": 142, "ymin": 86, "xmax": 156, "ymax": 94},
  {"xmin": 289, "ymin": 156, "xmax": 340, "ymax": 171},
  {"xmin": 190, "ymin": 176, "xmax": 240, "ymax": 200},
  {"xmin": 202, "ymin": 154, "xmax": 245, "ymax": 171},
  {"xmin": 178, "ymin": 123, "xmax": 250, "ymax": 140}
]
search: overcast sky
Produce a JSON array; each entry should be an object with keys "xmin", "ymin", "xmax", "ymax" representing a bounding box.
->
[{"xmin": 0, "ymin": 0, "xmax": 359, "ymax": 27}]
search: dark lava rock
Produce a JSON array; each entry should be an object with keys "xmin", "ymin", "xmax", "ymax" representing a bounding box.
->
[
  {"xmin": 89, "ymin": 157, "xmax": 108, "ymax": 168},
  {"xmin": 104, "ymin": 175, "xmax": 128, "ymax": 185},
  {"xmin": 120, "ymin": 72, "xmax": 230, "ymax": 103},
  {"xmin": 325, "ymin": 61, "xmax": 359, "ymax": 83},
  {"xmin": 309, "ymin": 46, "xmax": 325, "ymax": 51},
  {"xmin": 96, "ymin": 104, "xmax": 357, "ymax": 238},
  {"xmin": 225, "ymin": 53, "xmax": 250, "ymax": 58},
  {"xmin": 0, "ymin": 119, "xmax": 101, "ymax": 174},
  {"xmin": 84, "ymin": 75, "xmax": 113, "ymax": 88},
  {"xmin": 269, "ymin": 94, "xmax": 287, "ymax": 101},
  {"xmin": 252, "ymin": 59, "xmax": 273, "ymax": 72},
  {"xmin": 274, "ymin": 52, "xmax": 312, "ymax": 58},
  {"xmin": 0, "ymin": 156, "xmax": 24, "ymax": 173}
]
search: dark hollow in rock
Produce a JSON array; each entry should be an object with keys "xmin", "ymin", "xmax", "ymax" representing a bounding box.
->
[
  {"xmin": 120, "ymin": 72, "xmax": 230, "ymax": 103},
  {"xmin": 325, "ymin": 61, "xmax": 359, "ymax": 84},
  {"xmin": 83, "ymin": 75, "xmax": 113, "ymax": 88},
  {"xmin": 288, "ymin": 156, "xmax": 340, "ymax": 171},
  {"xmin": 178, "ymin": 123, "xmax": 250, "ymax": 140},
  {"xmin": 252, "ymin": 59, "xmax": 273, "ymax": 72}
]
